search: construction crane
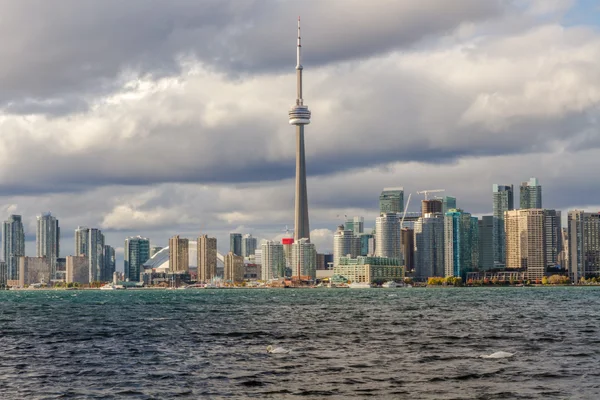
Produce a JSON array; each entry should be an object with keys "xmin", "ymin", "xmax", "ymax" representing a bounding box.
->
[
  {"xmin": 400, "ymin": 193, "xmax": 412, "ymax": 228},
  {"xmin": 416, "ymin": 189, "xmax": 445, "ymax": 201}
]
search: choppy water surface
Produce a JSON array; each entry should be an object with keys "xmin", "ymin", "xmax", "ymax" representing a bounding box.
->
[{"xmin": 0, "ymin": 287, "xmax": 599, "ymax": 399}]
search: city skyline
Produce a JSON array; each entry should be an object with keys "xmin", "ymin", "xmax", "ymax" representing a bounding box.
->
[{"xmin": 0, "ymin": 2, "xmax": 598, "ymax": 265}]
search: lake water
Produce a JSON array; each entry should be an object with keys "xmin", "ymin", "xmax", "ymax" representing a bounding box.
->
[{"xmin": 0, "ymin": 287, "xmax": 598, "ymax": 399}]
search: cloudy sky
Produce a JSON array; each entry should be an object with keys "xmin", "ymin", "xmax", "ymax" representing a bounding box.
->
[{"xmin": 1, "ymin": 0, "xmax": 599, "ymax": 266}]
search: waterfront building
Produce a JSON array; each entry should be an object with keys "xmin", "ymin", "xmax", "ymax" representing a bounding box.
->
[
  {"xmin": 359, "ymin": 233, "xmax": 374, "ymax": 256},
  {"xmin": 414, "ymin": 213, "xmax": 444, "ymax": 280},
  {"xmin": 74, "ymin": 226, "xmax": 89, "ymax": 257},
  {"xmin": 124, "ymin": 236, "xmax": 150, "ymax": 282},
  {"xmin": 282, "ymin": 237, "xmax": 293, "ymax": 273},
  {"xmin": 88, "ymin": 229, "xmax": 105, "ymax": 283},
  {"xmin": 379, "ymin": 188, "xmax": 404, "ymax": 214},
  {"xmin": 478, "ymin": 216, "xmax": 494, "ymax": 270},
  {"xmin": 197, "ymin": 235, "xmax": 217, "ymax": 282},
  {"xmin": 66, "ymin": 255, "xmax": 88, "ymax": 284},
  {"xmin": 224, "ymin": 252, "xmax": 244, "ymax": 283},
  {"xmin": 0, "ymin": 261, "xmax": 6, "ymax": 288},
  {"xmin": 375, "ymin": 213, "xmax": 401, "ymax": 259},
  {"xmin": 3, "ymin": 215, "xmax": 25, "ymax": 281},
  {"xmin": 291, "ymin": 238, "xmax": 316, "ymax": 279},
  {"xmin": 401, "ymin": 228, "xmax": 414, "ymax": 272},
  {"xmin": 169, "ymin": 235, "xmax": 189, "ymax": 273},
  {"xmin": 421, "ymin": 199, "xmax": 443, "ymax": 215},
  {"xmin": 261, "ymin": 241, "xmax": 285, "ymax": 281},
  {"xmin": 567, "ymin": 210, "xmax": 600, "ymax": 282},
  {"xmin": 520, "ymin": 177, "xmax": 542, "ymax": 209},
  {"xmin": 444, "ymin": 210, "xmax": 477, "ymax": 279},
  {"xmin": 334, "ymin": 256, "xmax": 404, "ymax": 284},
  {"xmin": 230, "ymin": 233, "xmax": 242, "ymax": 256},
  {"xmin": 36, "ymin": 213, "xmax": 59, "ymax": 279},
  {"xmin": 150, "ymin": 246, "xmax": 163, "ymax": 258},
  {"xmin": 442, "ymin": 196, "xmax": 457, "ymax": 214},
  {"xmin": 16, "ymin": 257, "xmax": 51, "ymax": 287},
  {"xmin": 345, "ymin": 216, "xmax": 364, "ymax": 236},
  {"xmin": 241, "ymin": 234, "xmax": 257, "ymax": 257},
  {"xmin": 492, "ymin": 184, "xmax": 514, "ymax": 268},
  {"xmin": 505, "ymin": 209, "xmax": 561, "ymax": 281},
  {"xmin": 289, "ymin": 18, "xmax": 312, "ymax": 242},
  {"xmin": 333, "ymin": 225, "xmax": 359, "ymax": 267},
  {"xmin": 316, "ymin": 253, "xmax": 333, "ymax": 270},
  {"xmin": 103, "ymin": 245, "xmax": 115, "ymax": 282}
]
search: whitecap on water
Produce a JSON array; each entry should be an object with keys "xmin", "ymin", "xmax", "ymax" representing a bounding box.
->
[{"xmin": 480, "ymin": 351, "xmax": 514, "ymax": 359}]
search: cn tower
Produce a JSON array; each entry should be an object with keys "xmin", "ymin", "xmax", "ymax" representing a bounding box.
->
[{"xmin": 288, "ymin": 17, "xmax": 311, "ymax": 242}]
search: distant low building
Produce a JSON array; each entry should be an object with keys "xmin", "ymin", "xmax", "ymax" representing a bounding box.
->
[
  {"xmin": 334, "ymin": 256, "xmax": 404, "ymax": 284},
  {"xmin": 18, "ymin": 256, "xmax": 51, "ymax": 287}
]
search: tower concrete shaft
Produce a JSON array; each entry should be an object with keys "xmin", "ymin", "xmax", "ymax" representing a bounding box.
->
[{"xmin": 288, "ymin": 17, "xmax": 311, "ymax": 242}]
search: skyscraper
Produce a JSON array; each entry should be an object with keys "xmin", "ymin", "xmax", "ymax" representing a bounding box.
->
[
  {"xmin": 169, "ymin": 235, "xmax": 189, "ymax": 273},
  {"xmin": 74, "ymin": 226, "xmax": 89, "ymax": 257},
  {"xmin": 3, "ymin": 215, "xmax": 25, "ymax": 281},
  {"xmin": 444, "ymin": 210, "xmax": 477, "ymax": 279},
  {"xmin": 36, "ymin": 213, "xmax": 59, "ymax": 279},
  {"xmin": 291, "ymin": 238, "xmax": 316, "ymax": 279},
  {"xmin": 379, "ymin": 188, "xmax": 404, "ymax": 214},
  {"xmin": 229, "ymin": 233, "xmax": 242, "ymax": 256},
  {"xmin": 568, "ymin": 210, "xmax": 600, "ymax": 282},
  {"xmin": 478, "ymin": 216, "xmax": 494, "ymax": 270},
  {"xmin": 442, "ymin": 196, "xmax": 457, "ymax": 214},
  {"xmin": 375, "ymin": 213, "xmax": 401, "ymax": 259},
  {"xmin": 103, "ymin": 245, "xmax": 115, "ymax": 282},
  {"xmin": 344, "ymin": 216, "xmax": 364, "ymax": 236},
  {"xmin": 241, "ymin": 234, "xmax": 257, "ymax": 257},
  {"xmin": 492, "ymin": 184, "xmax": 514, "ymax": 268},
  {"xmin": 88, "ymin": 229, "xmax": 105, "ymax": 283},
  {"xmin": 288, "ymin": 18, "xmax": 311, "ymax": 242},
  {"xmin": 224, "ymin": 252, "xmax": 244, "ymax": 283},
  {"xmin": 261, "ymin": 240, "xmax": 285, "ymax": 281},
  {"xmin": 421, "ymin": 199, "xmax": 443, "ymax": 215},
  {"xmin": 198, "ymin": 234, "xmax": 217, "ymax": 283},
  {"xmin": 333, "ymin": 225, "xmax": 359, "ymax": 267},
  {"xmin": 401, "ymin": 228, "xmax": 414, "ymax": 272},
  {"xmin": 414, "ymin": 213, "xmax": 445, "ymax": 280},
  {"xmin": 124, "ymin": 236, "xmax": 150, "ymax": 282},
  {"xmin": 520, "ymin": 178, "xmax": 542, "ymax": 209}
]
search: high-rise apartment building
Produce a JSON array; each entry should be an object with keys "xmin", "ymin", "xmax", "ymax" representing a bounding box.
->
[
  {"xmin": 414, "ymin": 213, "xmax": 445, "ymax": 280},
  {"xmin": 241, "ymin": 234, "xmax": 257, "ymax": 257},
  {"xmin": 333, "ymin": 225, "xmax": 360, "ymax": 267},
  {"xmin": 401, "ymin": 228, "xmax": 414, "ymax": 272},
  {"xmin": 375, "ymin": 213, "xmax": 401, "ymax": 259},
  {"xmin": 103, "ymin": 245, "xmax": 115, "ymax": 282},
  {"xmin": 568, "ymin": 210, "xmax": 600, "ymax": 282},
  {"xmin": 492, "ymin": 184, "xmax": 514, "ymax": 268},
  {"xmin": 444, "ymin": 210, "xmax": 477, "ymax": 279},
  {"xmin": 359, "ymin": 233, "xmax": 374, "ymax": 256},
  {"xmin": 478, "ymin": 216, "xmax": 494, "ymax": 270},
  {"xmin": 261, "ymin": 241, "xmax": 285, "ymax": 281},
  {"xmin": 344, "ymin": 216, "xmax": 364, "ymax": 236},
  {"xmin": 230, "ymin": 233, "xmax": 242, "ymax": 256},
  {"xmin": 198, "ymin": 235, "xmax": 217, "ymax": 282},
  {"xmin": 224, "ymin": 252, "xmax": 244, "ymax": 283},
  {"xmin": 421, "ymin": 199, "xmax": 443, "ymax": 215},
  {"xmin": 505, "ymin": 209, "xmax": 560, "ymax": 281},
  {"xmin": 88, "ymin": 229, "xmax": 105, "ymax": 283},
  {"xmin": 36, "ymin": 213, "xmax": 59, "ymax": 279},
  {"xmin": 74, "ymin": 226, "xmax": 89, "ymax": 257},
  {"xmin": 124, "ymin": 236, "xmax": 150, "ymax": 282},
  {"xmin": 291, "ymin": 238, "xmax": 316, "ymax": 279},
  {"xmin": 520, "ymin": 178, "xmax": 542, "ymax": 209},
  {"xmin": 379, "ymin": 188, "xmax": 404, "ymax": 214},
  {"xmin": 3, "ymin": 215, "xmax": 25, "ymax": 281},
  {"xmin": 169, "ymin": 235, "xmax": 189, "ymax": 273},
  {"xmin": 442, "ymin": 196, "xmax": 457, "ymax": 214}
]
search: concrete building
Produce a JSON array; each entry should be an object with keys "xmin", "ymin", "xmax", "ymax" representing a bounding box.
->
[
  {"xmin": 520, "ymin": 177, "xmax": 542, "ymax": 209},
  {"xmin": 224, "ymin": 252, "xmax": 244, "ymax": 283},
  {"xmin": 17, "ymin": 256, "xmax": 51, "ymax": 287},
  {"xmin": 36, "ymin": 213, "xmax": 59, "ymax": 279},
  {"xmin": 421, "ymin": 199, "xmax": 443, "ymax": 215},
  {"xmin": 198, "ymin": 235, "xmax": 217, "ymax": 282},
  {"xmin": 3, "ymin": 215, "xmax": 25, "ymax": 281},
  {"xmin": 568, "ymin": 210, "xmax": 600, "ymax": 282},
  {"xmin": 241, "ymin": 234, "xmax": 257, "ymax": 257},
  {"xmin": 505, "ymin": 209, "xmax": 560, "ymax": 281},
  {"xmin": 478, "ymin": 216, "xmax": 494, "ymax": 270},
  {"xmin": 261, "ymin": 240, "xmax": 285, "ymax": 281},
  {"xmin": 444, "ymin": 210, "xmax": 477, "ymax": 279},
  {"xmin": 333, "ymin": 225, "xmax": 359, "ymax": 267},
  {"xmin": 230, "ymin": 233, "xmax": 242, "ymax": 256},
  {"xmin": 88, "ymin": 229, "xmax": 105, "ymax": 283},
  {"xmin": 334, "ymin": 256, "xmax": 404, "ymax": 284},
  {"xmin": 493, "ymin": 184, "xmax": 514, "ymax": 268},
  {"xmin": 169, "ymin": 235, "xmax": 189, "ymax": 273},
  {"xmin": 103, "ymin": 245, "xmax": 115, "ymax": 282},
  {"xmin": 414, "ymin": 213, "xmax": 445, "ymax": 280},
  {"xmin": 401, "ymin": 228, "xmax": 414, "ymax": 272},
  {"xmin": 124, "ymin": 236, "xmax": 150, "ymax": 282},
  {"xmin": 291, "ymin": 238, "xmax": 316, "ymax": 279},
  {"xmin": 74, "ymin": 226, "xmax": 89, "ymax": 257},
  {"xmin": 66, "ymin": 255, "xmax": 88, "ymax": 284},
  {"xmin": 289, "ymin": 19, "xmax": 312, "ymax": 242},
  {"xmin": 316, "ymin": 253, "xmax": 333, "ymax": 270},
  {"xmin": 375, "ymin": 213, "xmax": 401, "ymax": 259},
  {"xmin": 379, "ymin": 188, "xmax": 404, "ymax": 214}
]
